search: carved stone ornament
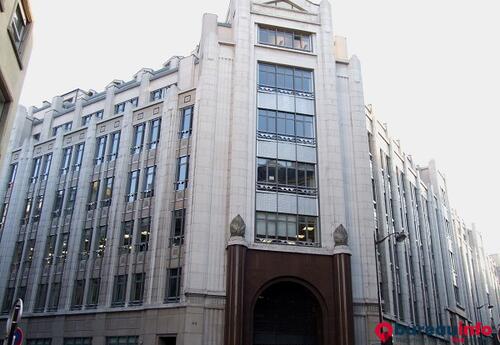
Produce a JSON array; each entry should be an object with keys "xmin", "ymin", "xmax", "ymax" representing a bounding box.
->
[
  {"xmin": 230, "ymin": 214, "xmax": 246, "ymax": 237},
  {"xmin": 333, "ymin": 224, "xmax": 348, "ymax": 246}
]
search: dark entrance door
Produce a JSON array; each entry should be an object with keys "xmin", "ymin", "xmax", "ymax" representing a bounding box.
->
[{"xmin": 253, "ymin": 281, "xmax": 322, "ymax": 345}]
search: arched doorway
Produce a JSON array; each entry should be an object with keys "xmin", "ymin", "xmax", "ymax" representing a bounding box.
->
[{"xmin": 253, "ymin": 281, "xmax": 323, "ymax": 345}]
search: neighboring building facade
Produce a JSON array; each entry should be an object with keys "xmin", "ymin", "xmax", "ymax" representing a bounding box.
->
[
  {"xmin": 0, "ymin": 0, "xmax": 33, "ymax": 173},
  {"xmin": 0, "ymin": 1, "xmax": 498, "ymax": 345},
  {"xmin": 367, "ymin": 106, "xmax": 500, "ymax": 345}
]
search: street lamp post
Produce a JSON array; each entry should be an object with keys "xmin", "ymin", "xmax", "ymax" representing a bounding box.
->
[{"xmin": 374, "ymin": 231, "xmax": 407, "ymax": 343}]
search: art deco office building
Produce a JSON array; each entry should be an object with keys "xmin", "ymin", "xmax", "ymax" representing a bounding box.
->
[{"xmin": 0, "ymin": 1, "xmax": 498, "ymax": 345}]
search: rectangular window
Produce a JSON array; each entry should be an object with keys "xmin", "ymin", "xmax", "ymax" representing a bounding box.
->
[
  {"xmin": 112, "ymin": 275, "xmax": 127, "ymax": 305},
  {"xmin": 34, "ymin": 283, "xmax": 48, "ymax": 311},
  {"xmin": 66, "ymin": 187, "xmax": 77, "ymax": 212},
  {"xmin": 71, "ymin": 279, "xmax": 85, "ymax": 308},
  {"xmin": 9, "ymin": 2, "xmax": 28, "ymax": 51},
  {"xmin": 170, "ymin": 209, "xmax": 185, "ymax": 246},
  {"xmin": 60, "ymin": 147, "xmax": 72, "ymax": 175},
  {"xmin": 95, "ymin": 136, "xmax": 107, "ymax": 165},
  {"xmin": 120, "ymin": 221, "xmax": 134, "ymax": 253},
  {"xmin": 257, "ymin": 158, "xmax": 316, "ymax": 194},
  {"xmin": 44, "ymin": 235, "xmax": 57, "ymax": 265},
  {"xmin": 95, "ymin": 225, "xmax": 107, "ymax": 257},
  {"xmin": 180, "ymin": 106, "xmax": 193, "ymax": 139},
  {"xmin": 21, "ymin": 197, "xmax": 33, "ymax": 224},
  {"xmin": 175, "ymin": 156, "xmax": 189, "ymax": 191},
  {"xmin": 88, "ymin": 180, "xmax": 100, "ymax": 210},
  {"xmin": 126, "ymin": 170, "xmax": 139, "ymax": 202},
  {"xmin": 2, "ymin": 287, "xmax": 14, "ymax": 313},
  {"xmin": 150, "ymin": 87, "xmax": 166, "ymax": 101},
  {"xmin": 64, "ymin": 338, "xmax": 92, "ymax": 345},
  {"xmin": 106, "ymin": 337, "xmax": 138, "ymax": 345},
  {"xmin": 48, "ymin": 282, "xmax": 61, "ymax": 310},
  {"xmin": 52, "ymin": 190, "xmax": 64, "ymax": 217},
  {"xmin": 137, "ymin": 217, "xmax": 150, "ymax": 252},
  {"xmin": 255, "ymin": 212, "xmax": 319, "ymax": 246},
  {"xmin": 30, "ymin": 157, "xmax": 42, "ymax": 183},
  {"xmin": 80, "ymin": 227, "xmax": 92, "ymax": 258},
  {"xmin": 130, "ymin": 273, "xmax": 145, "ymax": 304},
  {"xmin": 131, "ymin": 123, "xmax": 145, "ymax": 154},
  {"xmin": 87, "ymin": 278, "xmax": 100, "ymax": 307},
  {"xmin": 82, "ymin": 109, "xmax": 103, "ymax": 126},
  {"xmin": 73, "ymin": 143, "xmax": 85, "ymax": 171},
  {"xmin": 101, "ymin": 177, "xmax": 113, "ymax": 206},
  {"xmin": 57, "ymin": 233, "xmax": 69, "ymax": 261},
  {"xmin": 52, "ymin": 122, "xmax": 73, "ymax": 136},
  {"xmin": 27, "ymin": 339, "xmax": 52, "ymax": 345},
  {"xmin": 148, "ymin": 118, "xmax": 161, "ymax": 149},
  {"xmin": 165, "ymin": 268, "xmax": 182, "ymax": 302},
  {"xmin": 8, "ymin": 163, "xmax": 18, "ymax": 186},
  {"xmin": 258, "ymin": 63, "xmax": 313, "ymax": 93},
  {"xmin": 41, "ymin": 153, "xmax": 53, "ymax": 180},
  {"xmin": 114, "ymin": 97, "xmax": 138, "ymax": 114},
  {"xmin": 33, "ymin": 195, "xmax": 44, "ymax": 221},
  {"xmin": 143, "ymin": 166, "xmax": 156, "ymax": 197},
  {"xmin": 108, "ymin": 131, "xmax": 120, "ymax": 161},
  {"xmin": 0, "ymin": 202, "xmax": 8, "ymax": 229}
]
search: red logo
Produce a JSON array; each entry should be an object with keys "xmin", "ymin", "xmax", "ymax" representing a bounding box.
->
[{"xmin": 375, "ymin": 322, "xmax": 394, "ymax": 343}]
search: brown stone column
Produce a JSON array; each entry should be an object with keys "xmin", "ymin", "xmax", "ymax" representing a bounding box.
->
[
  {"xmin": 333, "ymin": 224, "xmax": 355, "ymax": 345},
  {"xmin": 224, "ymin": 215, "xmax": 248, "ymax": 345}
]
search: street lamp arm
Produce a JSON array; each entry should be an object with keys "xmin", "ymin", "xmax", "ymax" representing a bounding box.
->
[{"xmin": 375, "ymin": 231, "xmax": 407, "ymax": 245}]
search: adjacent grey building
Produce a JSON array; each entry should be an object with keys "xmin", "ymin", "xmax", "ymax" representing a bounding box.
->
[{"xmin": 0, "ymin": 1, "xmax": 498, "ymax": 345}]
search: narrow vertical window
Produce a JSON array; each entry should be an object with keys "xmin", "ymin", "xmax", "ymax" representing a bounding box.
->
[
  {"xmin": 170, "ymin": 209, "xmax": 185, "ymax": 246},
  {"xmin": 95, "ymin": 136, "xmax": 107, "ymax": 165},
  {"xmin": 137, "ymin": 217, "xmax": 150, "ymax": 252},
  {"xmin": 52, "ymin": 190, "xmax": 64, "ymax": 217},
  {"xmin": 86, "ymin": 278, "xmax": 100, "ymax": 307},
  {"xmin": 34, "ymin": 283, "xmax": 48, "ymax": 311},
  {"xmin": 130, "ymin": 273, "xmax": 145, "ymax": 304},
  {"xmin": 121, "ymin": 220, "xmax": 134, "ymax": 253},
  {"xmin": 148, "ymin": 118, "xmax": 161, "ymax": 149},
  {"xmin": 8, "ymin": 163, "xmax": 18, "ymax": 186},
  {"xmin": 108, "ymin": 131, "xmax": 120, "ymax": 161},
  {"xmin": 112, "ymin": 275, "xmax": 127, "ymax": 305},
  {"xmin": 175, "ymin": 156, "xmax": 189, "ymax": 191},
  {"xmin": 165, "ymin": 268, "xmax": 182, "ymax": 302},
  {"xmin": 66, "ymin": 187, "xmax": 77, "ymax": 212},
  {"xmin": 60, "ymin": 148, "xmax": 72, "ymax": 175},
  {"xmin": 32, "ymin": 195, "xmax": 43, "ymax": 221},
  {"xmin": 30, "ymin": 157, "xmax": 42, "ymax": 183},
  {"xmin": 48, "ymin": 282, "xmax": 61, "ymax": 310},
  {"xmin": 71, "ymin": 279, "xmax": 85, "ymax": 309},
  {"xmin": 88, "ymin": 180, "xmax": 100, "ymax": 210},
  {"xmin": 126, "ymin": 170, "xmax": 139, "ymax": 202},
  {"xmin": 80, "ymin": 227, "xmax": 92, "ymax": 258},
  {"xmin": 180, "ymin": 107, "xmax": 193, "ymax": 139},
  {"xmin": 143, "ymin": 166, "xmax": 156, "ymax": 197},
  {"xmin": 102, "ymin": 177, "xmax": 113, "ymax": 206},
  {"xmin": 21, "ymin": 198, "xmax": 33, "ymax": 224},
  {"xmin": 132, "ymin": 124, "xmax": 145, "ymax": 154},
  {"xmin": 95, "ymin": 225, "xmax": 107, "ymax": 257},
  {"xmin": 73, "ymin": 143, "xmax": 85, "ymax": 171},
  {"xmin": 41, "ymin": 154, "xmax": 52, "ymax": 180}
]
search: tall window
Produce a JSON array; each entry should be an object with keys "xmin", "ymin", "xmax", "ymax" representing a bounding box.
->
[
  {"xmin": 137, "ymin": 217, "xmax": 150, "ymax": 252},
  {"xmin": 80, "ymin": 227, "xmax": 92, "ymax": 258},
  {"xmin": 101, "ymin": 177, "xmax": 113, "ymax": 206},
  {"xmin": 32, "ymin": 195, "xmax": 43, "ymax": 221},
  {"xmin": 88, "ymin": 180, "xmax": 100, "ymax": 210},
  {"xmin": 34, "ymin": 283, "xmax": 48, "ymax": 311},
  {"xmin": 7, "ymin": 163, "xmax": 18, "ymax": 186},
  {"xmin": 48, "ymin": 282, "xmax": 61, "ymax": 310},
  {"xmin": 95, "ymin": 136, "xmax": 107, "ymax": 165},
  {"xmin": 30, "ymin": 157, "xmax": 42, "ymax": 183},
  {"xmin": 108, "ymin": 131, "xmax": 120, "ymax": 161},
  {"xmin": 121, "ymin": 220, "xmax": 134, "ymax": 253},
  {"xmin": 165, "ymin": 268, "xmax": 182, "ymax": 302},
  {"xmin": 148, "ymin": 118, "xmax": 161, "ymax": 149},
  {"xmin": 52, "ymin": 190, "xmax": 64, "ymax": 217},
  {"xmin": 95, "ymin": 225, "xmax": 107, "ymax": 257},
  {"xmin": 41, "ymin": 154, "xmax": 52, "ymax": 181},
  {"xmin": 66, "ymin": 187, "xmax": 77, "ymax": 212},
  {"xmin": 255, "ymin": 212, "xmax": 318, "ymax": 246},
  {"xmin": 71, "ymin": 279, "xmax": 85, "ymax": 308},
  {"xmin": 73, "ymin": 143, "xmax": 85, "ymax": 171},
  {"xmin": 130, "ymin": 273, "xmax": 145, "ymax": 304},
  {"xmin": 131, "ymin": 123, "xmax": 145, "ymax": 154},
  {"xmin": 126, "ymin": 170, "xmax": 139, "ymax": 202},
  {"xmin": 60, "ymin": 147, "xmax": 72, "ymax": 175},
  {"xmin": 180, "ymin": 106, "xmax": 193, "ymax": 139},
  {"xmin": 21, "ymin": 198, "xmax": 32, "ymax": 224},
  {"xmin": 170, "ymin": 209, "xmax": 185, "ymax": 246},
  {"xmin": 9, "ymin": 1, "xmax": 29, "ymax": 51},
  {"xmin": 112, "ymin": 275, "xmax": 127, "ymax": 305},
  {"xmin": 143, "ymin": 166, "xmax": 156, "ymax": 197},
  {"xmin": 87, "ymin": 278, "xmax": 100, "ymax": 306},
  {"xmin": 258, "ymin": 26, "xmax": 312, "ymax": 52},
  {"xmin": 175, "ymin": 156, "xmax": 189, "ymax": 191}
]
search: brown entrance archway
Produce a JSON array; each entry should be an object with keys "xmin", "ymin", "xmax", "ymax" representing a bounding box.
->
[{"xmin": 252, "ymin": 281, "xmax": 323, "ymax": 345}]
